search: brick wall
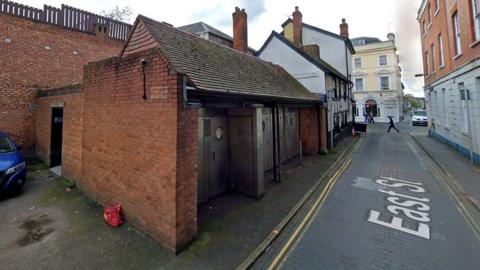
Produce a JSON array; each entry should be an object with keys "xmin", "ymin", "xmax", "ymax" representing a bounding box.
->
[
  {"xmin": 35, "ymin": 86, "xmax": 83, "ymax": 180},
  {"xmin": 80, "ymin": 48, "xmax": 197, "ymax": 252},
  {"xmin": 299, "ymin": 107, "xmax": 319, "ymax": 155},
  {"xmin": 0, "ymin": 14, "xmax": 123, "ymax": 151}
]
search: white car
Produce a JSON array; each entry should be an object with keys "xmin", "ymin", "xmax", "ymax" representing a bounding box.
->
[{"xmin": 412, "ymin": 110, "xmax": 428, "ymax": 126}]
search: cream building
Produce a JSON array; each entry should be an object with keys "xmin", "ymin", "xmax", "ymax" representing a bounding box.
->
[{"xmin": 351, "ymin": 34, "xmax": 404, "ymax": 123}]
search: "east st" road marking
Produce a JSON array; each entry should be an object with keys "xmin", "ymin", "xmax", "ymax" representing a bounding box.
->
[{"xmin": 367, "ymin": 177, "xmax": 431, "ymax": 239}]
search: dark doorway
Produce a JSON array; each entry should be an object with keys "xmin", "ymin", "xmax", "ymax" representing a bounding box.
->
[
  {"xmin": 50, "ymin": 107, "xmax": 63, "ymax": 167},
  {"xmin": 365, "ymin": 99, "xmax": 378, "ymax": 117}
]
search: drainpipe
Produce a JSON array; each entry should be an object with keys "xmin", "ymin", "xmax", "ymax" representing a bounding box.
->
[
  {"xmin": 316, "ymin": 104, "xmax": 321, "ymax": 154},
  {"xmin": 466, "ymin": 89, "xmax": 474, "ymax": 164},
  {"xmin": 272, "ymin": 106, "xmax": 278, "ymax": 182}
]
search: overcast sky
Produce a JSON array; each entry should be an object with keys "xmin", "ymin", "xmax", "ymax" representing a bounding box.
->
[{"xmin": 19, "ymin": 0, "xmax": 425, "ymax": 97}]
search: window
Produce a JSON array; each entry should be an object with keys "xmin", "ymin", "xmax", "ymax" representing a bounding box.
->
[
  {"xmin": 354, "ymin": 58, "xmax": 362, "ymax": 68},
  {"xmin": 379, "ymin": 55, "xmax": 388, "ymax": 66},
  {"xmin": 428, "ymin": 3, "xmax": 433, "ymax": 26},
  {"xmin": 472, "ymin": 0, "xmax": 480, "ymax": 40},
  {"xmin": 422, "ymin": 20, "xmax": 427, "ymax": 36},
  {"xmin": 355, "ymin": 78, "xmax": 364, "ymax": 91},
  {"xmin": 438, "ymin": 34, "xmax": 445, "ymax": 67},
  {"xmin": 431, "ymin": 44, "xmax": 436, "ymax": 72},
  {"xmin": 425, "ymin": 51, "xmax": 430, "ymax": 76},
  {"xmin": 380, "ymin": 76, "xmax": 390, "ymax": 90},
  {"xmin": 435, "ymin": 0, "xmax": 440, "ymax": 14},
  {"xmin": 459, "ymin": 82, "xmax": 468, "ymax": 131},
  {"xmin": 453, "ymin": 12, "xmax": 462, "ymax": 56}
]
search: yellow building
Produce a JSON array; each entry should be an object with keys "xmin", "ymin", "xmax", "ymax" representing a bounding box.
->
[{"xmin": 351, "ymin": 34, "xmax": 404, "ymax": 123}]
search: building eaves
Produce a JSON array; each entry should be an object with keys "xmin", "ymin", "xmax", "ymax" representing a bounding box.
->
[
  {"xmin": 257, "ymin": 31, "xmax": 350, "ymax": 83},
  {"xmin": 280, "ymin": 18, "xmax": 355, "ymax": 54},
  {"xmin": 137, "ymin": 15, "xmax": 318, "ymax": 102}
]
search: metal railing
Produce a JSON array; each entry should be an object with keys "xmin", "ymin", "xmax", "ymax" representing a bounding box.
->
[{"xmin": 0, "ymin": 0, "xmax": 132, "ymax": 40}]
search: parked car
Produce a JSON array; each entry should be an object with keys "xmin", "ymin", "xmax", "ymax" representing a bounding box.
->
[
  {"xmin": 412, "ymin": 110, "xmax": 428, "ymax": 126},
  {"xmin": 0, "ymin": 131, "xmax": 26, "ymax": 195}
]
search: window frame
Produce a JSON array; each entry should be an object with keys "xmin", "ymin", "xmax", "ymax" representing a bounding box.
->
[
  {"xmin": 354, "ymin": 57, "xmax": 362, "ymax": 68},
  {"xmin": 425, "ymin": 50, "xmax": 430, "ymax": 76},
  {"xmin": 354, "ymin": 77, "xmax": 364, "ymax": 91},
  {"xmin": 438, "ymin": 33, "xmax": 445, "ymax": 68},
  {"xmin": 379, "ymin": 55, "xmax": 388, "ymax": 66},
  {"xmin": 472, "ymin": 0, "xmax": 480, "ymax": 41},
  {"xmin": 431, "ymin": 43, "xmax": 436, "ymax": 73},
  {"xmin": 453, "ymin": 12, "xmax": 463, "ymax": 56},
  {"xmin": 379, "ymin": 76, "xmax": 390, "ymax": 90}
]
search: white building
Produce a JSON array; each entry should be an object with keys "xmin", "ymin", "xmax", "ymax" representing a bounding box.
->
[
  {"xmin": 257, "ymin": 7, "xmax": 355, "ymax": 147},
  {"xmin": 351, "ymin": 35, "xmax": 404, "ymax": 123}
]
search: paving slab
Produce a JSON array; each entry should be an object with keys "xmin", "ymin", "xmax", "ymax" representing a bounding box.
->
[
  {"xmin": 0, "ymin": 138, "xmax": 354, "ymax": 270},
  {"xmin": 411, "ymin": 134, "xmax": 480, "ymax": 207}
]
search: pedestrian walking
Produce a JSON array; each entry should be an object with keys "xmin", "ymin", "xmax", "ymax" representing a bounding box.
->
[
  {"xmin": 369, "ymin": 112, "xmax": 375, "ymax": 124},
  {"xmin": 387, "ymin": 116, "xmax": 399, "ymax": 133},
  {"xmin": 364, "ymin": 111, "xmax": 369, "ymax": 123}
]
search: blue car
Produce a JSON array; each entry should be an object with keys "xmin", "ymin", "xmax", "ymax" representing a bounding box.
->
[{"xmin": 0, "ymin": 131, "xmax": 26, "ymax": 195}]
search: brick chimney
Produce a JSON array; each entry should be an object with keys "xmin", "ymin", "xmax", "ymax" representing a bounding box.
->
[
  {"xmin": 232, "ymin": 7, "xmax": 248, "ymax": 53},
  {"xmin": 292, "ymin": 6, "xmax": 303, "ymax": 46},
  {"xmin": 340, "ymin": 18, "xmax": 349, "ymax": 38}
]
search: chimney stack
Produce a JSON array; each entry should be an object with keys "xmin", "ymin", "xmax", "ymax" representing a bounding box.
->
[
  {"xmin": 387, "ymin": 33, "xmax": 396, "ymax": 43},
  {"xmin": 340, "ymin": 18, "xmax": 349, "ymax": 38},
  {"xmin": 292, "ymin": 6, "xmax": 303, "ymax": 46},
  {"xmin": 232, "ymin": 7, "xmax": 248, "ymax": 53}
]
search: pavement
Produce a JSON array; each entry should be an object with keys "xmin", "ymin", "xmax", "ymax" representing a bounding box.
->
[
  {"xmin": 253, "ymin": 120, "xmax": 480, "ymax": 270},
  {"xmin": 0, "ymin": 138, "xmax": 355, "ymax": 270},
  {"xmin": 411, "ymin": 134, "xmax": 480, "ymax": 209}
]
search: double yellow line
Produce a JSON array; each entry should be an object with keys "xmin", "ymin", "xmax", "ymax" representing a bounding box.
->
[
  {"xmin": 267, "ymin": 140, "xmax": 361, "ymax": 270},
  {"xmin": 410, "ymin": 136, "xmax": 480, "ymax": 240}
]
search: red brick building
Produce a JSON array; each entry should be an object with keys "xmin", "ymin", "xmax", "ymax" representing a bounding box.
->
[
  {"xmin": 0, "ymin": 1, "xmax": 130, "ymax": 153},
  {"xmin": 418, "ymin": 0, "xmax": 480, "ymax": 163},
  {"xmin": 34, "ymin": 12, "xmax": 326, "ymax": 252}
]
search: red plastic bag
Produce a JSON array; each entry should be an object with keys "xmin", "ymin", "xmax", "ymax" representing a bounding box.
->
[{"xmin": 103, "ymin": 203, "xmax": 123, "ymax": 227}]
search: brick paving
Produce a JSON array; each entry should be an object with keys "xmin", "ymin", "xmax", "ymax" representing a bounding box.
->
[{"xmin": 257, "ymin": 122, "xmax": 480, "ymax": 270}]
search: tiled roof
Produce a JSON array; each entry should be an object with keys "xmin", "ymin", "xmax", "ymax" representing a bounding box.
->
[{"xmin": 138, "ymin": 16, "xmax": 318, "ymax": 102}]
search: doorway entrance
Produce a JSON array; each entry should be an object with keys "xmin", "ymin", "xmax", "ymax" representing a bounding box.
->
[
  {"xmin": 50, "ymin": 107, "xmax": 63, "ymax": 167},
  {"xmin": 198, "ymin": 116, "xmax": 229, "ymax": 204},
  {"xmin": 365, "ymin": 99, "xmax": 378, "ymax": 117}
]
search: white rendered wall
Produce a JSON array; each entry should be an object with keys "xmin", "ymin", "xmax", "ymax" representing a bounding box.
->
[
  {"xmin": 425, "ymin": 61, "xmax": 480, "ymax": 160},
  {"xmin": 302, "ymin": 27, "xmax": 351, "ymax": 77},
  {"xmin": 258, "ymin": 36, "xmax": 326, "ymax": 94}
]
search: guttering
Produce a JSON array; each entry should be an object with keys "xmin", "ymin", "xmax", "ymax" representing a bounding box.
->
[{"xmin": 186, "ymin": 88, "xmax": 321, "ymax": 106}]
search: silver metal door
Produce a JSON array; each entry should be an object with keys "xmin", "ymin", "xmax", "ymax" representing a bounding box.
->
[
  {"xmin": 262, "ymin": 109, "xmax": 273, "ymax": 171},
  {"xmin": 229, "ymin": 116, "xmax": 255, "ymax": 196},
  {"xmin": 209, "ymin": 117, "xmax": 229, "ymax": 197},
  {"xmin": 286, "ymin": 109, "xmax": 300, "ymax": 160}
]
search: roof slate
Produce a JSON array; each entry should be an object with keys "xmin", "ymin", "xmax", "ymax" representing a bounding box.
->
[{"xmin": 138, "ymin": 15, "xmax": 318, "ymax": 102}]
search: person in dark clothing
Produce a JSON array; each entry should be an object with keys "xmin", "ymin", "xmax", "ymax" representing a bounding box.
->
[
  {"xmin": 387, "ymin": 116, "xmax": 399, "ymax": 133},
  {"xmin": 369, "ymin": 112, "xmax": 375, "ymax": 124}
]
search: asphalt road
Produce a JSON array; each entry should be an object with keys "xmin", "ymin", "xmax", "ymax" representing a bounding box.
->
[{"xmin": 260, "ymin": 121, "xmax": 480, "ymax": 270}]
